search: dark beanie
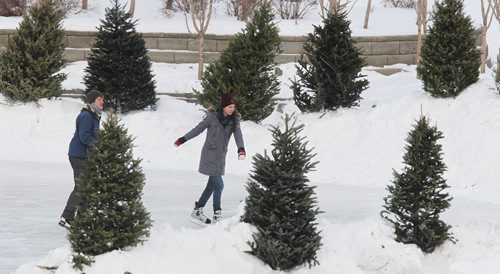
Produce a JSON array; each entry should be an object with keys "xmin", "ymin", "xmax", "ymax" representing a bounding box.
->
[
  {"xmin": 220, "ymin": 93, "xmax": 236, "ymax": 108},
  {"xmin": 86, "ymin": 90, "xmax": 104, "ymax": 104}
]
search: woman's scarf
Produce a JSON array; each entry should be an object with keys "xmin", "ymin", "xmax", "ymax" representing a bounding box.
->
[{"xmin": 86, "ymin": 103, "xmax": 103, "ymax": 119}]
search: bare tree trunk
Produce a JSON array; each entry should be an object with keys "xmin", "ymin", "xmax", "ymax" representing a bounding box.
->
[
  {"xmin": 82, "ymin": 0, "xmax": 88, "ymax": 10},
  {"xmin": 190, "ymin": 0, "xmax": 214, "ymax": 80},
  {"xmin": 413, "ymin": 0, "xmax": 425, "ymax": 79},
  {"xmin": 363, "ymin": 0, "xmax": 372, "ymax": 29},
  {"xmin": 241, "ymin": 0, "xmax": 249, "ymax": 21},
  {"xmin": 415, "ymin": 0, "xmax": 423, "ymax": 73},
  {"xmin": 422, "ymin": 0, "xmax": 427, "ymax": 35},
  {"xmin": 319, "ymin": 0, "xmax": 325, "ymax": 17},
  {"xmin": 198, "ymin": 34, "xmax": 205, "ymax": 80},
  {"xmin": 129, "ymin": 0, "xmax": 136, "ymax": 17},
  {"xmin": 328, "ymin": 0, "xmax": 337, "ymax": 14},
  {"xmin": 480, "ymin": 0, "xmax": 494, "ymax": 73}
]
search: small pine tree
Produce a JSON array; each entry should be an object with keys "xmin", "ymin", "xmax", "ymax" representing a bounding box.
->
[
  {"xmin": 381, "ymin": 115, "xmax": 454, "ymax": 253},
  {"xmin": 83, "ymin": 0, "xmax": 156, "ymax": 113},
  {"xmin": 0, "ymin": 0, "xmax": 66, "ymax": 102},
  {"xmin": 69, "ymin": 114, "xmax": 152, "ymax": 270},
  {"xmin": 242, "ymin": 114, "xmax": 321, "ymax": 270},
  {"xmin": 195, "ymin": 1, "xmax": 281, "ymax": 123},
  {"xmin": 417, "ymin": 0, "xmax": 480, "ymax": 97},
  {"xmin": 291, "ymin": 8, "xmax": 368, "ymax": 112}
]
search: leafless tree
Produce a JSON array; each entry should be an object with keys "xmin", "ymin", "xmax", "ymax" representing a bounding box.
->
[
  {"xmin": 273, "ymin": 0, "xmax": 316, "ymax": 19},
  {"xmin": 490, "ymin": 0, "xmax": 499, "ymax": 20},
  {"xmin": 319, "ymin": 0, "xmax": 354, "ymax": 17},
  {"xmin": 188, "ymin": 0, "xmax": 214, "ymax": 80},
  {"xmin": 382, "ymin": 0, "xmax": 413, "ymax": 8},
  {"xmin": 480, "ymin": 0, "xmax": 495, "ymax": 73},
  {"xmin": 363, "ymin": 0, "xmax": 372, "ymax": 29},
  {"xmin": 222, "ymin": 0, "xmax": 261, "ymax": 21},
  {"xmin": 129, "ymin": 0, "xmax": 136, "ymax": 16}
]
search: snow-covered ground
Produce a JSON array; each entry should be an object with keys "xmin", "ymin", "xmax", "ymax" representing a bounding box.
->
[
  {"xmin": 2, "ymin": 62, "xmax": 500, "ymax": 274},
  {"xmin": 1, "ymin": 0, "xmax": 500, "ymax": 273}
]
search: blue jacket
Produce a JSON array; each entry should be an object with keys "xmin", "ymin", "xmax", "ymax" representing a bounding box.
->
[{"xmin": 68, "ymin": 109, "xmax": 100, "ymax": 158}]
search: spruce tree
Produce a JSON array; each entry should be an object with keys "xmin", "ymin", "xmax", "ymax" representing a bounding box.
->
[
  {"xmin": 0, "ymin": 0, "xmax": 66, "ymax": 102},
  {"xmin": 417, "ymin": 0, "xmax": 480, "ymax": 97},
  {"xmin": 83, "ymin": 0, "xmax": 156, "ymax": 113},
  {"xmin": 195, "ymin": 1, "xmax": 281, "ymax": 123},
  {"xmin": 381, "ymin": 115, "xmax": 454, "ymax": 253},
  {"xmin": 291, "ymin": 8, "xmax": 368, "ymax": 112},
  {"xmin": 69, "ymin": 114, "xmax": 152, "ymax": 269},
  {"xmin": 242, "ymin": 114, "xmax": 321, "ymax": 270}
]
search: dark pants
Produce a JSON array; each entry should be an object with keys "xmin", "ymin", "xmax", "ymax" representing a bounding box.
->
[
  {"xmin": 195, "ymin": 176, "xmax": 224, "ymax": 211},
  {"xmin": 61, "ymin": 156, "xmax": 87, "ymax": 220}
]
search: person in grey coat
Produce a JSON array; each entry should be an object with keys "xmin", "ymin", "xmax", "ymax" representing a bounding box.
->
[
  {"xmin": 174, "ymin": 93, "xmax": 245, "ymax": 225},
  {"xmin": 59, "ymin": 90, "xmax": 104, "ymax": 228}
]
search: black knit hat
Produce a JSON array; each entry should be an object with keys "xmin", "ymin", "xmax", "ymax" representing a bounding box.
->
[
  {"xmin": 220, "ymin": 93, "xmax": 236, "ymax": 108},
  {"xmin": 86, "ymin": 90, "xmax": 104, "ymax": 104}
]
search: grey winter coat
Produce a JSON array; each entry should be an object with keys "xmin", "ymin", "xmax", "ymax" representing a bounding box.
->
[{"xmin": 183, "ymin": 111, "xmax": 244, "ymax": 176}]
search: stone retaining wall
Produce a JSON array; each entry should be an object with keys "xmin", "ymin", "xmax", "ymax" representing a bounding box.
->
[{"xmin": 0, "ymin": 29, "xmax": 481, "ymax": 67}]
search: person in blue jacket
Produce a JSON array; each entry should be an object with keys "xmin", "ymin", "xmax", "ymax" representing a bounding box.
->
[
  {"xmin": 59, "ymin": 90, "xmax": 104, "ymax": 228},
  {"xmin": 174, "ymin": 93, "xmax": 246, "ymax": 225}
]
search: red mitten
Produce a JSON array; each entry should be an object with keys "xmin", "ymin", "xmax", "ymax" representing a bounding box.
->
[
  {"xmin": 238, "ymin": 147, "xmax": 246, "ymax": 160},
  {"xmin": 174, "ymin": 137, "xmax": 186, "ymax": 147}
]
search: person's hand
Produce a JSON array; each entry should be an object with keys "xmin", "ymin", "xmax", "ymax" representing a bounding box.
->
[
  {"xmin": 238, "ymin": 148, "xmax": 246, "ymax": 160},
  {"xmin": 174, "ymin": 137, "xmax": 186, "ymax": 147}
]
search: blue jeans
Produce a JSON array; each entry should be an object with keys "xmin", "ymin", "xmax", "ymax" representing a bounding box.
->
[{"xmin": 195, "ymin": 176, "xmax": 224, "ymax": 211}]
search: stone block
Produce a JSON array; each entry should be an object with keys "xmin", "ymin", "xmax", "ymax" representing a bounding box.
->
[
  {"xmin": 173, "ymin": 51, "xmax": 200, "ymax": 63},
  {"xmin": 354, "ymin": 42, "xmax": 371, "ymax": 55},
  {"xmin": 170, "ymin": 51, "xmax": 220, "ymax": 63},
  {"xmin": 187, "ymin": 39, "xmax": 217, "ymax": 52},
  {"xmin": 363, "ymin": 55, "xmax": 388, "ymax": 67},
  {"xmin": 63, "ymin": 49, "xmax": 86, "ymax": 62},
  {"xmin": 66, "ymin": 35, "xmax": 96, "ymax": 48},
  {"xmin": 216, "ymin": 40, "xmax": 230, "ymax": 52},
  {"xmin": 147, "ymin": 50, "xmax": 175, "ymax": 63},
  {"xmin": 372, "ymin": 41, "xmax": 400, "ymax": 55},
  {"xmin": 0, "ymin": 34, "xmax": 9, "ymax": 47},
  {"xmin": 353, "ymin": 36, "xmax": 373, "ymax": 42},
  {"xmin": 0, "ymin": 29, "xmax": 15, "ymax": 35},
  {"xmin": 204, "ymin": 52, "xmax": 221, "ymax": 63},
  {"xmin": 82, "ymin": 49, "xmax": 92, "ymax": 59},
  {"xmin": 399, "ymin": 41, "xmax": 417, "ymax": 54},
  {"xmin": 281, "ymin": 41, "xmax": 304, "ymax": 54},
  {"xmin": 144, "ymin": 37, "xmax": 158, "ymax": 49},
  {"xmin": 275, "ymin": 54, "xmax": 299, "ymax": 64},
  {"xmin": 388, "ymin": 54, "xmax": 415, "ymax": 65},
  {"xmin": 159, "ymin": 38, "xmax": 189, "ymax": 50},
  {"xmin": 369, "ymin": 67, "xmax": 403, "ymax": 76}
]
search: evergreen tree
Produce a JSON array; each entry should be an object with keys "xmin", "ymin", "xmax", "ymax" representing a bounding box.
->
[
  {"xmin": 242, "ymin": 114, "xmax": 321, "ymax": 270},
  {"xmin": 417, "ymin": 0, "xmax": 479, "ymax": 97},
  {"xmin": 291, "ymin": 8, "xmax": 368, "ymax": 112},
  {"xmin": 69, "ymin": 114, "xmax": 152, "ymax": 269},
  {"xmin": 195, "ymin": 1, "xmax": 281, "ymax": 123},
  {"xmin": 381, "ymin": 115, "xmax": 454, "ymax": 253},
  {"xmin": 83, "ymin": 0, "xmax": 156, "ymax": 113},
  {"xmin": 0, "ymin": 0, "xmax": 66, "ymax": 102}
]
